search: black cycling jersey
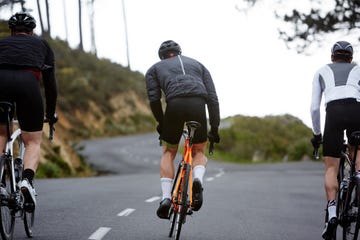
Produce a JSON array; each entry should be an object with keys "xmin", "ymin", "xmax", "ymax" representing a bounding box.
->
[
  {"xmin": 145, "ymin": 55, "xmax": 220, "ymax": 129},
  {"xmin": 0, "ymin": 34, "xmax": 57, "ymax": 131}
]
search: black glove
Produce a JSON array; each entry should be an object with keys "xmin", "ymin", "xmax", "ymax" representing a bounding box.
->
[
  {"xmin": 208, "ymin": 127, "xmax": 220, "ymax": 143},
  {"xmin": 311, "ymin": 133, "xmax": 322, "ymax": 149},
  {"xmin": 46, "ymin": 113, "xmax": 58, "ymax": 124}
]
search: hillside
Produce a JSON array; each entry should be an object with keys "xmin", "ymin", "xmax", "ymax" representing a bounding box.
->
[
  {"xmin": 0, "ymin": 21, "xmax": 155, "ymax": 177},
  {"xmin": 215, "ymin": 114, "xmax": 313, "ymax": 163}
]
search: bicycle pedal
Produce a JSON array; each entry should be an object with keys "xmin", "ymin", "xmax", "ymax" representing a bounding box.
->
[{"xmin": 187, "ymin": 209, "xmax": 193, "ymax": 215}]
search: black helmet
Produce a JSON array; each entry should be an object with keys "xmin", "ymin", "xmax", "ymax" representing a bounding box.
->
[
  {"xmin": 8, "ymin": 12, "xmax": 36, "ymax": 30},
  {"xmin": 158, "ymin": 40, "xmax": 182, "ymax": 59},
  {"xmin": 331, "ymin": 41, "xmax": 353, "ymax": 57}
]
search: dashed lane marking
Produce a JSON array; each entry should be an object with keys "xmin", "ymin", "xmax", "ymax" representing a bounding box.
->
[
  {"xmin": 88, "ymin": 227, "xmax": 111, "ymax": 240},
  {"xmin": 117, "ymin": 208, "xmax": 136, "ymax": 216},
  {"xmin": 206, "ymin": 177, "xmax": 215, "ymax": 182},
  {"xmin": 145, "ymin": 196, "xmax": 161, "ymax": 203}
]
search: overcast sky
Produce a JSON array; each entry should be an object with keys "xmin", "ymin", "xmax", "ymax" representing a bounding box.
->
[{"xmin": 14, "ymin": 0, "xmax": 357, "ymax": 129}]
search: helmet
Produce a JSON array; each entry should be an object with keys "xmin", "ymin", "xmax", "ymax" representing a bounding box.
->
[
  {"xmin": 158, "ymin": 40, "xmax": 182, "ymax": 59},
  {"xmin": 8, "ymin": 12, "xmax": 36, "ymax": 30},
  {"xmin": 331, "ymin": 41, "xmax": 353, "ymax": 57}
]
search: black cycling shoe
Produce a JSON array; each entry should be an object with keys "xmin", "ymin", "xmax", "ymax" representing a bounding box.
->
[
  {"xmin": 192, "ymin": 178, "xmax": 203, "ymax": 211},
  {"xmin": 322, "ymin": 217, "xmax": 338, "ymax": 239},
  {"xmin": 156, "ymin": 198, "xmax": 171, "ymax": 219}
]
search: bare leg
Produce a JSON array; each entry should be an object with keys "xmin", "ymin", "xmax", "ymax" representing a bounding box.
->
[
  {"xmin": 192, "ymin": 142, "xmax": 207, "ymax": 167},
  {"xmin": 21, "ymin": 131, "xmax": 42, "ymax": 172}
]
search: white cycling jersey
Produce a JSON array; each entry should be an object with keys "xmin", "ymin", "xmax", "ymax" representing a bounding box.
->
[{"xmin": 310, "ymin": 63, "xmax": 360, "ymax": 135}]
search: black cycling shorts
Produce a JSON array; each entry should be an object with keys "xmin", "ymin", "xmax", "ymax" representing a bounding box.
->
[
  {"xmin": 323, "ymin": 98, "xmax": 360, "ymax": 157},
  {"xmin": 0, "ymin": 69, "xmax": 44, "ymax": 132},
  {"xmin": 161, "ymin": 97, "xmax": 207, "ymax": 145}
]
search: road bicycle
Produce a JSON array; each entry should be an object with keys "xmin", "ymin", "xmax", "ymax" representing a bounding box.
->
[
  {"xmin": 166, "ymin": 121, "xmax": 214, "ymax": 240},
  {"xmin": 336, "ymin": 131, "xmax": 360, "ymax": 240},
  {"xmin": 0, "ymin": 101, "xmax": 54, "ymax": 240},
  {"xmin": 315, "ymin": 131, "xmax": 360, "ymax": 240}
]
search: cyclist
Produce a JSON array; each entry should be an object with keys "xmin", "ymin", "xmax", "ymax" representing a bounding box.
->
[
  {"xmin": 145, "ymin": 40, "xmax": 220, "ymax": 219},
  {"xmin": 310, "ymin": 40, "xmax": 360, "ymax": 239},
  {"xmin": 0, "ymin": 12, "xmax": 58, "ymax": 212}
]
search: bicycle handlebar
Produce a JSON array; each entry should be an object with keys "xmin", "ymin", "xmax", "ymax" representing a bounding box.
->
[
  {"xmin": 209, "ymin": 141, "xmax": 214, "ymax": 155},
  {"xmin": 313, "ymin": 148, "xmax": 320, "ymax": 160},
  {"xmin": 44, "ymin": 119, "xmax": 55, "ymax": 141}
]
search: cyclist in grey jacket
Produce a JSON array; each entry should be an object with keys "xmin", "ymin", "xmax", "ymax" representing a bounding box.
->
[
  {"xmin": 310, "ymin": 41, "xmax": 360, "ymax": 239},
  {"xmin": 145, "ymin": 40, "xmax": 220, "ymax": 219}
]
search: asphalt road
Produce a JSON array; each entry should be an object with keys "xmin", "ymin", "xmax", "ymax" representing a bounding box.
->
[{"xmin": 11, "ymin": 133, "xmax": 327, "ymax": 240}]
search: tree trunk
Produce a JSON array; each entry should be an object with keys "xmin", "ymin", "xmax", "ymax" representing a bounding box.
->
[
  {"xmin": 45, "ymin": 0, "xmax": 51, "ymax": 36},
  {"xmin": 62, "ymin": 0, "xmax": 69, "ymax": 42},
  {"xmin": 78, "ymin": 0, "xmax": 84, "ymax": 50},
  {"xmin": 36, "ymin": 0, "xmax": 45, "ymax": 35},
  {"xmin": 88, "ymin": 0, "xmax": 96, "ymax": 55}
]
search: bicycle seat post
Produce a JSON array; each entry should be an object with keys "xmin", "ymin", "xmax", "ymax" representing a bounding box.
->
[{"xmin": 185, "ymin": 121, "xmax": 201, "ymax": 146}]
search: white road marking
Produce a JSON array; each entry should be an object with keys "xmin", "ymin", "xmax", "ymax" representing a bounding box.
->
[
  {"xmin": 88, "ymin": 227, "xmax": 111, "ymax": 240},
  {"xmin": 206, "ymin": 177, "xmax": 215, "ymax": 182},
  {"xmin": 117, "ymin": 208, "xmax": 136, "ymax": 216},
  {"xmin": 145, "ymin": 196, "xmax": 161, "ymax": 203},
  {"xmin": 215, "ymin": 168, "xmax": 225, "ymax": 177}
]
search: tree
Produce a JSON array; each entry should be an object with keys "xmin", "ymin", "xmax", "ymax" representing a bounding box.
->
[
  {"xmin": 87, "ymin": 0, "xmax": 96, "ymax": 55},
  {"xmin": 240, "ymin": 0, "xmax": 360, "ymax": 53},
  {"xmin": 78, "ymin": 0, "xmax": 84, "ymax": 51}
]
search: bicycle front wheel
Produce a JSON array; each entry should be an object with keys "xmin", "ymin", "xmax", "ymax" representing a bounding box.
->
[{"xmin": 0, "ymin": 157, "xmax": 15, "ymax": 240}]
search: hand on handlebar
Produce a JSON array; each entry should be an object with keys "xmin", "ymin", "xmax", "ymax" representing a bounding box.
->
[{"xmin": 44, "ymin": 113, "xmax": 58, "ymax": 141}]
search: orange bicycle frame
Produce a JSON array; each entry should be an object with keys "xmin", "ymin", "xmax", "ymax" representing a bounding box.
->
[{"xmin": 172, "ymin": 133, "xmax": 193, "ymax": 209}]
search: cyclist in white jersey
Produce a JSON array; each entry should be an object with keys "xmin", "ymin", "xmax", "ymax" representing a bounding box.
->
[{"xmin": 310, "ymin": 41, "xmax": 360, "ymax": 239}]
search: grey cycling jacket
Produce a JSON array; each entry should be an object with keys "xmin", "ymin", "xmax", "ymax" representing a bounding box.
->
[{"xmin": 145, "ymin": 55, "xmax": 220, "ymax": 128}]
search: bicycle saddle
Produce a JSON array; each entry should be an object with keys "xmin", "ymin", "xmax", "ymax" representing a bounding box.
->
[
  {"xmin": 350, "ymin": 131, "xmax": 360, "ymax": 146},
  {"xmin": 0, "ymin": 101, "xmax": 14, "ymax": 113},
  {"xmin": 186, "ymin": 121, "xmax": 201, "ymax": 129}
]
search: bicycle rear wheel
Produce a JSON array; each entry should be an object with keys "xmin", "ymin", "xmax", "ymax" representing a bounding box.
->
[
  {"xmin": 24, "ymin": 210, "xmax": 34, "ymax": 238},
  {"xmin": 174, "ymin": 164, "xmax": 190, "ymax": 240},
  {"xmin": 343, "ymin": 178, "xmax": 360, "ymax": 240},
  {"xmin": 0, "ymin": 157, "xmax": 15, "ymax": 240},
  {"xmin": 168, "ymin": 206, "xmax": 176, "ymax": 237}
]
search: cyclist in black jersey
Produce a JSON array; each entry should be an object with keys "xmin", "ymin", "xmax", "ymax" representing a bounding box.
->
[
  {"xmin": 0, "ymin": 12, "xmax": 58, "ymax": 212},
  {"xmin": 310, "ymin": 41, "xmax": 360, "ymax": 239},
  {"xmin": 145, "ymin": 40, "xmax": 220, "ymax": 219}
]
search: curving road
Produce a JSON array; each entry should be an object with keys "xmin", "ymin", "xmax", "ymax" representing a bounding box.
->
[{"xmin": 12, "ymin": 133, "xmax": 328, "ymax": 240}]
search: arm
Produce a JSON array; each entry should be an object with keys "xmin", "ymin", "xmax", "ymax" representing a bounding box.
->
[
  {"xmin": 145, "ymin": 66, "xmax": 163, "ymax": 123},
  {"xmin": 310, "ymin": 71, "xmax": 323, "ymax": 135},
  {"xmin": 42, "ymin": 42, "xmax": 57, "ymax": 120},
  {"xmin": 202, "ymin": 67, "xmax": 220, "ymax": 129}
]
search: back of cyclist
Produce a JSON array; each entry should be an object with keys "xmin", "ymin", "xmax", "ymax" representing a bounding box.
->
[
  {"xmin": 310, "ymin": 40, "xmax": 360, "ymax": 239},
  {"xmin": 145, "ymin": 40, "xmax": 220, "ymax": 219},
  {"xmin": 0, "ymin": 12, "xmax": 58, "ymax": 212}
]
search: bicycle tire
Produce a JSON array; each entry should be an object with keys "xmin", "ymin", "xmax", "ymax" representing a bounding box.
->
[
  {"xmin": 338, "ymin": 157, "xmax": 349, "ymax": 225},
  {"xmin": 343, "ymin": 178, "xmax": 360, "ymax": 240},
  {"xmin": 169, "ymin": 161, "xmax": 183, "ymax": 238},
  {"xmin": 0, "ymin": 156, "xmax": 15, "ymax": 240},
  {"xmin": 168, "ymin": 207, "xmax": 176, "ymax": 238},
  {"xmin": 174, "ymin": 164, "xmax": 190, "ymax": 240},
  {"xmin": 24, "ymin": 210, "xmax": 34, "ymax": 238}
]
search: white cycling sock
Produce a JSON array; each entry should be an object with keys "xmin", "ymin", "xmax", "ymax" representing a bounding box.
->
[
  {"xmin": 193, "ymin": 165, "xmax": 206, "ymax": 184},
  {"xmin": 328, "ymin": 200, "xmax": 337, "ymax": 220},
  {"xmin": 160, "ymin": 178, "xmax": 173, "ymax": 200}
]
